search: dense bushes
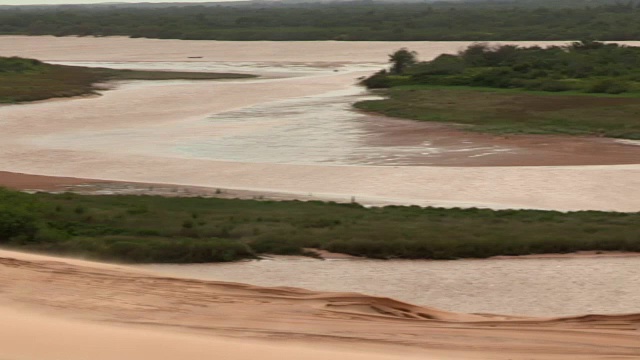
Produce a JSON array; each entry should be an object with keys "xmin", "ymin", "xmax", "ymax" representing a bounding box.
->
[
  {"xmin": 354, "ymin": 85, "xmax": 640, "ymax": 138},
  {"xmin": 0, "ymin": 57, "xmax": 43, "ymax": 73},
  {"xmin": 361, "ymin": 70, "xmax": 393, "ymax": 89},
  {"xmin": 364, "ymin": 42, "xmax": 640, "ymax": 95},
  {"xmin": 0, "ymin": 189, "xmax": 38, "ymax": 242},
  {"xmin": 0, "ymin": 188, "xmax": 638, "ymax": 263},
  {"xmin": 357, "ymin": 42, "xmax": 640, "ymax": 138},
  {"xmin": 0, "ymin": 208, "xmax": 37, "ymax": 242},
  {"xmin": 3, "ymin": 2, "xmax": 640, "ymax": 41},
  {"xmin": 588, "ymin": 79, "xmax": 630, "ymax": 94}
]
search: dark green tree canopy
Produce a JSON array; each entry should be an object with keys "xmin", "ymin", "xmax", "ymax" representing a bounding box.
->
[
  {"xmin": 2, "ymin": 2, "xmax": 640, "ymax": 41},
  {"xmin": 389, "ymin": 48, "xmax": 418, "ymax": 75},
  {"xmin": 366, "ymin": 41, "xmax": 640, "ymax": 95}
]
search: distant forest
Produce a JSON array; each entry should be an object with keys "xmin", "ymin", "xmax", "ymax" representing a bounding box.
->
[{"xmin": 2, "ymin": 1, "xmax": 640, "ymax": 41}]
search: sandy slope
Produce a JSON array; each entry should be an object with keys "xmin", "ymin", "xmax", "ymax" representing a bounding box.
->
[
  {"xmin": 1, "ymin": 249, "xmax": 639, "ymax": 360},
  {"xmin": 0, "ymin": 307, "xmax": 436, "ymax": 360}
]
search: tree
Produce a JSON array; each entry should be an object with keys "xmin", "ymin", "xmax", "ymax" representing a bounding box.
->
[{"xmin": 389, "ymin": 48, "xmax": 418, "ymax": 75}]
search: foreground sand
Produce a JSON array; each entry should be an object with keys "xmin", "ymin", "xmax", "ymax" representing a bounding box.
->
[{"xmin": 1, "ymin": 249, "xmax": 639, "ymax": 360}]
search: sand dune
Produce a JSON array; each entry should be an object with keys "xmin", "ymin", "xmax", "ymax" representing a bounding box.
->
[
  {"xmin": 1, "ymin": 249, "xmax": 639, "ymax": 360},
  {"xmin": 0, "ymin": 307, "xmax": 437, "ymax": 360}
]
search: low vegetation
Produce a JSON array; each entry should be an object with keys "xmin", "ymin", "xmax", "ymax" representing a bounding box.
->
[
  {"xmin": 357, "ymin": 42, "xmax": 640, "ymax": 139},
  {"xmin": 0, "ymin": 56, "xmax": 253, "ymax": 103},
  {"xmin": 0, "ymin": 188, "xmax": 638, "ymax": 263},
  {"xmin": 355, "ymin": 86, "xmax": 640, "ymax": 138}
]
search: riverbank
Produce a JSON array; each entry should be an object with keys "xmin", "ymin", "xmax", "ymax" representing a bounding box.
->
[
  {"xmin": 1, "ymin": 249, "xmax": 639, "ymax": 360},
  {"xmin": 355, "ymin": 85, "xmax": 640, "ymax": 139},
  {"xmin": 2, "ymin": 186, "xmax": 639, "ymax": 263},
  {"xmin": 0, "ymin": 56, "xmax": 253, "ymax": 104},
  {"xmin": 358, "ymin": 42, "xmax": 640, "ymax": 139}
]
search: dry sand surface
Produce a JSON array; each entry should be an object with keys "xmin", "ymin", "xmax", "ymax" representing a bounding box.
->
[
  {"xmin": 0, "ymin": 308, "xmax": 435, "ymax": 360},
  {"xmin": 1, "ymin": 249, "xmax": 640, "ymax": 360},
  {"xmin": 0, "ymin": 36, "xmax": 639, "ymax": 212}
]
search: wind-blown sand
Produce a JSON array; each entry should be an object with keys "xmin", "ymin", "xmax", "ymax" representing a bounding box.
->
[
  {"xmin": 1, "ymin": 249, "xmax": 639, "ymax": 360},
  {"xmin": 0, "ymin": 308, "xmax": 431, "ymax": 360},
  {"xmin": 0, "ymin": 36, "xmax": 639, "ymax": 212},
  {"xmin": 143, "ymin": 254, "xmax": 640, "ymax": 317}
]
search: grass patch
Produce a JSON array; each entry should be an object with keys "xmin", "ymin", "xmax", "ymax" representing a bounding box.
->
[
  {"xmin": 1, "ymin": 188, "xmax": 638, "ymax": 263},
  {"xmin": 358, "ymin": 42, "xmax": 640, "ymax": 139},
  {"xmin": 0, "ymin": 56, "xmax": 254, "ymax": 104},
  {"xmin": 355, "ymin": 87, "xmax": 640, "ymax": 139}
]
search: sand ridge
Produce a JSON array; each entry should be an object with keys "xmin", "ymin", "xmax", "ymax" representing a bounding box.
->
[
  {"xmin": 1, "ymin": 250, "xmax": 639, "ymax": 360},
  {"xmin": 0, "ymin": 307, "xmax": 437, "ymax": 360}
]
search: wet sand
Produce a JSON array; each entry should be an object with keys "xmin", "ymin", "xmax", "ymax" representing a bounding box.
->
[
  {"xmin": 354, "ymin": 115, "xmax": 640, "ymax": 166},
  {"xmin": 0, "ymin": 36, "xmax": 639, "ymax": 211},
  {"xmin": 2, "ymin": 249, "xmax": 639, "ymax": 360},
  {"xmin": 0, "ymin": 171, "xmax": 101, "ymax": 191}
]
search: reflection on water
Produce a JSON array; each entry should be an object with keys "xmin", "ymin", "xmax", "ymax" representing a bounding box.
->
[{"xmin": 141, "ymin": 256, "xmax": 640, "ymax": 317}]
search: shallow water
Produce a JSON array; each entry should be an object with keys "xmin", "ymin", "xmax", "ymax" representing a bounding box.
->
[
  {"xmin": 141, "ymin": 256, "xmax": 640, "ymax": 317},
  {"xmin": 1, "ymin": 37, "xmax": 639, "ymax": 211},
  {"xmin": 36, "ymin": 61, "xmax": 521, "ymax": 166}
]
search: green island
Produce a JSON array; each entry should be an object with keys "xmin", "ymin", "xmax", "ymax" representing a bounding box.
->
[
  {"xmin": 1, "ymin": 188, "xmax": 638, "ymax": 263},
  {"xmin": 0, "ymin": 56, "xmax": 254, "ymax": 104},
  {"xmin": 1, "ymin": 1, "xmax": 640, "ymax": 41},
  {"xmin": 356, "ymin": 42, "xmax": 640, "ymax": 139}
]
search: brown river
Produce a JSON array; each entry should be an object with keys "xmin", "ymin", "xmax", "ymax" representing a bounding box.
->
[
  {"xmin": 1, "ymin": 37, "xmax": 639, "ymax": 211},
  {"xmin": 0, "ymin": 36, "xmax": 638, "ymax": 320},
  {"xmin": 141, "ymin": 255, "xmax": 640, "ymax": 317}
]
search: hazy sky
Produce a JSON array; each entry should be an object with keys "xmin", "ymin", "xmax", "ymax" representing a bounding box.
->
[{"xmin": 0, "ymin": 0, "xmax": 240, "ymax": 4}]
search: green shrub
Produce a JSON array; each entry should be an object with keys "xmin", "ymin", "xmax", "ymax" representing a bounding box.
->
[
  {"xmin": 0, "ymin": 207, "xmax": 37, "ymax": 242},
  {"xmin": 537, "ymin": 80, "xmax": 574, "ymax": 92},
  {"xmin": 1, "ymin": 188, "xmax": 639, "ymax": 263},
  {"xmin": 361, "ymin": 70, "xmax": 392, "ymax": 89},
  {"xmin": 588, "ymin": 79, "xmax": 629, "ymax": 94}
]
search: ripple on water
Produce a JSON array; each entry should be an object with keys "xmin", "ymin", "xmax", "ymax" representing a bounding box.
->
[{"xmin": 140, "ymin": 256, "xmax": 640, "ymax": 317}]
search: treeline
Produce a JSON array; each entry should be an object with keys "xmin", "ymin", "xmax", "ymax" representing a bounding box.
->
[
  {"xmin": 3, "ymin": 2, "xmax": 640, "ymax": 40},
  {"xmin": 365, "ymin": 42, "xmax": 640, "ymax": 94},
  {"xmin": 1, "ymin": 188, "xmax": 638, "ymax": 263}
]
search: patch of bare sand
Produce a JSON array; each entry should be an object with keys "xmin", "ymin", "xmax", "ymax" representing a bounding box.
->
[
  {"xmin": 355, "ymin": 115, "xmax": 640, "ymax": 166},
  {"xmin": 0, "ymin": 307, "xmax": 436, "ymax": 360},
  {"xmin": 1, "ymin": 249, "xmax": 639, "ymax": 360},
  {"xmin": 0, "ymin": 171, "xmax": 101, "ymax": 191}
]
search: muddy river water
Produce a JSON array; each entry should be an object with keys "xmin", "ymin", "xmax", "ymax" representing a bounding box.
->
[
  {"xmin": 1, "ymin": 37, "xmax": 639, "ymax": 319},
  {"xmin": 0, "ymin": 36, "xmax": 639, "ymax": 211},
  {"xmin": 141, "ymin": 255, "xmax": 640, "ymax": 317}
]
